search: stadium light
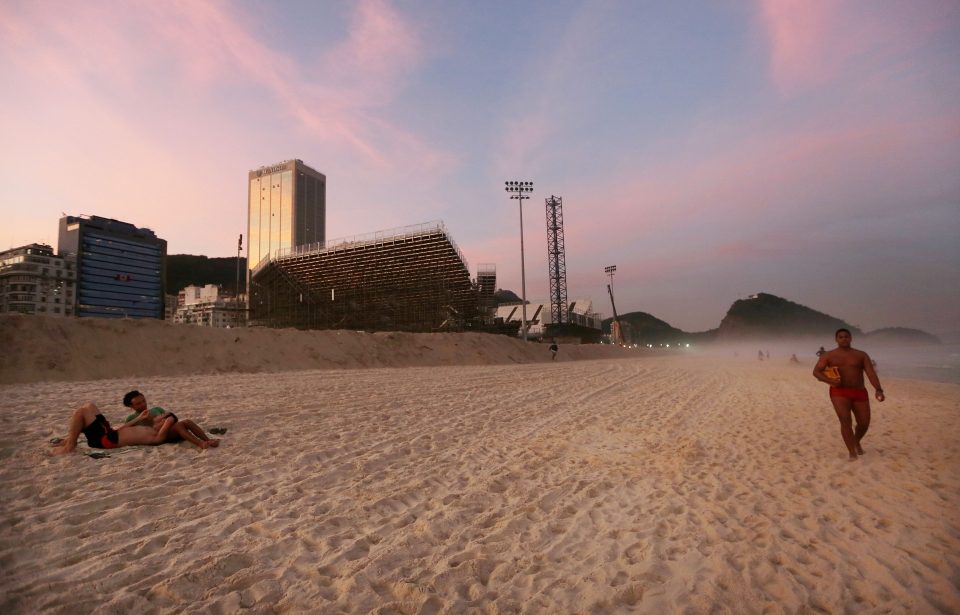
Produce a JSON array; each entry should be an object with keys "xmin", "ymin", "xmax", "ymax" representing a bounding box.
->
[{"xmin": 505, "ymin": 181, "xmax": 533, "ymax": 341}]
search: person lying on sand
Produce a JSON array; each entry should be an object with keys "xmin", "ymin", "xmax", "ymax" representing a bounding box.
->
[
  {"xmin": 813, "ymin": 328, "xmax": 885, "ymax": 461},
  {"xmin": 51, "ymin": 402, "xmax": 176, "ymax": 455},
  {"xmin": 122, "ymin": 390, "xmax": 219, "ymax": 450}
]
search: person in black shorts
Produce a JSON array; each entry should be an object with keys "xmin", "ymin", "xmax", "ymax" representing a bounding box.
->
[{"xmin": 51, "ymin": 402, "xmax": 175, "ymax": 455}]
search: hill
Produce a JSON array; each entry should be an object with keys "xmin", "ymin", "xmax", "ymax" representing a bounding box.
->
[
  {"xmin": 601, "ymin": 311, "xmax": 696, "ymax": 345},
  {"xmin": 167, "ymin": 254, "xmax": 246, "ymax": 295},
  {"xmin": 493, "ymin": 289, "xmax": 522, "ymax": 304},
  {"xmin": 594, "ymin": 292, "xmax": 941, "ymax": 345},
  {"xmin": 716, "ymin": 293, "xmax": 859, "ymax": 339}
]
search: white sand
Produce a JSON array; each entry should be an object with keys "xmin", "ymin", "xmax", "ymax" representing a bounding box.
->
[{"xmin": 1, "ymin": 352, "xmax": 958, "ymax": 614}]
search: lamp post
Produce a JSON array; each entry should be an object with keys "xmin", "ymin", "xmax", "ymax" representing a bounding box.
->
[
  {"xmin": 605, "ymin": 265, "xmax": 621, "ymax": 344},
  {"xmin": 605, "ymin": 264, "xmax": 617, "ymax": 285},
  {"xmin": 505, "ymin": 180, "xmax": 533, "ymax": 341}
]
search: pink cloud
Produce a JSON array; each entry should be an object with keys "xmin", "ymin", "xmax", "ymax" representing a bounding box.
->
[
  {"xmin": 559, "ymin": 107, "xmax": 960, "ymax": 281},
  {"xmin": 1, "ymin": 0, "xmax": 452, "ymax": 173},
  {"xmin": 757, "ymin": 0, "xmax": 959, "ymax": 95},
  {"xmin": 321, "ymin": 0, "xmax": 421, "ymax": 96}
]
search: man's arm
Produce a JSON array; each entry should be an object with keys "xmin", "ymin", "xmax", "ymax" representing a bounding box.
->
[
  {"xmin": 863, "ymin": 352, "xmax": 885, "ymax": 401},
  {"xmin": 122, "ymin": 409, "xmax": 152, "ymax": 427},
  {"xmin": 813, "ymin": 353, "xmax": 841, "ymax": 385}
]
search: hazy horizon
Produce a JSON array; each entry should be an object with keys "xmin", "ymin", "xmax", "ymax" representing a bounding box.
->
[{"xmin": 2, "ymin": 1, "xmax": 958, "ymax": 333}]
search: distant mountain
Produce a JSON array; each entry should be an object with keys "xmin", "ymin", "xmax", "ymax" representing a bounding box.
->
[
  {"xmin": 864, "ymin": 327, "xmax": 941, "ymax": 345},
  {"xmin": 601, "ymin": 311, "xmax": 697, "ymax": 345},
  {"xmin": 494, "ymin": 289, "xmax": 523, "ymax": 304},
  {"xmin": 167, "ymin": 254, "xmax": 246, "ymax": 295},
  {"xmin": 478, "ymin": 289, "xmax": 944, "ymax": 346},
  {"xmin": 716, "ymin": 293, "xmax": 858, "ymax": 339}
]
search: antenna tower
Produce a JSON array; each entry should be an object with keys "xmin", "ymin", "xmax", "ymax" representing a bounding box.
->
[{"xmin": 545, "ymin": 195, "xmax": 568, "ymax": 325}]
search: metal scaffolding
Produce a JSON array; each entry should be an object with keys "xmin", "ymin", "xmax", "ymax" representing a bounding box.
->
[
  {"xmin": 545, "ymin": 195, "xmax": 568, "ymax": 325},
  {"xmin": 476, "ymin": 263, "xmax": 496, "ymax": 319},
  {"xmin": 249, "ymin": 222, "xmax": 477, "ymax": 331}
]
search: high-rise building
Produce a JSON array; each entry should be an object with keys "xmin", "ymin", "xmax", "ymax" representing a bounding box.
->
[
  {"xmin": 0, "ymin": 243, "xmax": 76, "ymax": 316},
  {"xmin": 58, "ymin": 215, "xmax": 167, "ymax": 319},
  {"xmin": 247, "ymin": 159, "xmax": 326, "ymax": 279}
]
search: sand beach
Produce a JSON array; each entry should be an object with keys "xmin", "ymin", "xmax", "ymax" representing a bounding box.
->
[{"xmin": 1, "ymin": 316, "xmax": 958, "ymax": 613}]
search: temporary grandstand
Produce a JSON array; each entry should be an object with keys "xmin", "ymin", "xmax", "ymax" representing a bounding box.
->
[{"xmin": 249, "ymin": 221, "xmax": 478, "ymax": 331}]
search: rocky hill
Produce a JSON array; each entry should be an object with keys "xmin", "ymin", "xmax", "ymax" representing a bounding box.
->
[
  {"xmin": 601, "ymin": 312, "xmax": 696, "ymax": 345},
  {"xmin": 587, "ymin": 292, "xmax": 940, "ymax": 345},
  {"xmin": 716, "ymin": 293, "xmax": 859, "ymax": 339}
]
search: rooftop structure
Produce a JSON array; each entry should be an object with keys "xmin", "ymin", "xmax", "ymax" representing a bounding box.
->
[{"xmin": 250, "ymin": 221, "xmax": 477, "ymax": 331}]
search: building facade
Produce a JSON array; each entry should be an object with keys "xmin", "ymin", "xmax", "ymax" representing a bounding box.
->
[
  {"xmin": 247, "ymin": 159, "xmax": 326, "ymax": 279},
  {"xmin": 173, "ymin": 284, "xmax": 244, "ymax": 328},
  {"xmin": 0, "ymin": 244, "xmax": 76, "ymax": 316},
  {"xmin": 58, "ymin": 215, "xmax": 167, "ymax": 319}
]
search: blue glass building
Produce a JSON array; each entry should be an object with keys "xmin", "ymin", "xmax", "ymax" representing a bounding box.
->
[{"xmin": 57, "ymin": 215, "xmax": 167, "ymax": 319}]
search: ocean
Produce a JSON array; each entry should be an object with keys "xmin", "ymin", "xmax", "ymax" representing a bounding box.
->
[{"xmin": 868, "ymin": 342, "xmax": 960, "ymax": 385}]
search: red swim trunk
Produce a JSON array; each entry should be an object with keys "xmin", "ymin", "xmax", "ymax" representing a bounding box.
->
[{"xmin": 829, "ymin": 387, "xmax": 869, "ymax": 402}]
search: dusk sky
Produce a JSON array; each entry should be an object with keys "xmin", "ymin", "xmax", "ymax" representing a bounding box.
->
[{"xmin": 2, "ymin": 0, "xmax": 958, "ymax": 333}]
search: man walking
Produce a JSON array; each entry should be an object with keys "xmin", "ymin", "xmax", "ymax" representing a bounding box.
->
[{"xmin": 813, "ymin": 328, "xmax": 885, "ymax": 460}]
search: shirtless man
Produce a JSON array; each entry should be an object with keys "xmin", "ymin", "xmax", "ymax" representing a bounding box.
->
[
  {"xmin": 813, "ymin": 328, "xmax": 885, "ymax": 461},
  {"xmin": 122, "ymin": 390, "xmax": 219, "ymax": 450},
  {"xmin": 51, "ymin": 402, "xmax": 175, "ymax": 455}
]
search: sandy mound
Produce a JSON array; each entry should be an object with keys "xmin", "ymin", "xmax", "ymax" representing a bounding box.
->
[{"xmin": 0, "ymin": 314, "xmax": 634, "ymax": 384}]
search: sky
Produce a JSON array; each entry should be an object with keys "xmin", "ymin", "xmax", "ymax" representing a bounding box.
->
[{"xmin": 2, "ymin": 0, "xmax": 958, "ymax": 333}]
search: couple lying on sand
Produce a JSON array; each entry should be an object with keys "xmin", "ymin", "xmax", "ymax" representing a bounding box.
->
[{"xmin": 51, "ymin": 390, "xmax": 220, "ymax": 455}]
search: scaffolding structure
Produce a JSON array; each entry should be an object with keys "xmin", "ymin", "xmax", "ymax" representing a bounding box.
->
[
  {"xmin": 476, "ymin": 263, "xmax": 497, "ymax": 318},
  {"xmin": 545, "ymin": 195, "xmax": 568, "ymax": 325},
  {"xmin": 249, "ymin": 221, "xmax": 477, "ymax": 331}
]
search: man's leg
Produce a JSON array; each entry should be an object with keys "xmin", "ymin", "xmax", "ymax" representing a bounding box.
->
[
  {"xmin": 169, "ymin": 420, "xmax": 218, "ymax": 449},
  {"xmin": 830, "ymin": 396, "xmax": 859, "ymax": 461},
  {"xmin": 51, "ymin": 403, "xmax": 101, "ymax": 455},
  {"xmin": 851, "ymin": 401, "xmax": 871, "ymax": 455},
  {"xmin": 182, "ymin": 420, "xmax": 219, "ymax": 448}
]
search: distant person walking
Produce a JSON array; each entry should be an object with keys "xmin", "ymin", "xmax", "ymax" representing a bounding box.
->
[
  {"xmin": 816, "ymin": 346, "xmax": 826, "ymax": 357},
  {"xmin": 549, "ymin": 343, "xmax": 559, "ymax": 361},
  {"xmin": 758, "ymin": 349, "xmax": 764, "ymax": 361},
  {"xmin": 813, "ymin": 328, "xmax": 885, "ymax": 461}
]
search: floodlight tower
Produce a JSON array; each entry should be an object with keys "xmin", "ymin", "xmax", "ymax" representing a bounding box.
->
[
  {"xmin": 545, "ymin": 195, "xmax": 568, "ymax": 326},
  {"xmin": 504, "ymin": 180, "xmax": 533, "ymax": 341},
  {"xmin": 605, "ymin": 265, "xmax": 622, "ymax": 344}
]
